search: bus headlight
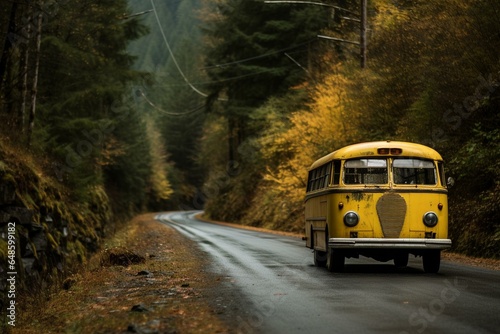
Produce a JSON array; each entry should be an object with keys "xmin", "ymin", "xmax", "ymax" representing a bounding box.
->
[
  {"xmin": 344, "ymin": 211, "xmax": 359, "ymax": 227},
  {"xmin": 423, "ymin": 212, "xmax": 438, "ymax": 227}
]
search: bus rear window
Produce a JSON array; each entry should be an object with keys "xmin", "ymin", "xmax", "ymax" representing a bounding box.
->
[
  {"xmin": 344, "ymin": 159, "xmax": 388, "ymax": 184},
  {"xmin": 393, "ymin": 159, "xmax": 436, "ymax": 185}
]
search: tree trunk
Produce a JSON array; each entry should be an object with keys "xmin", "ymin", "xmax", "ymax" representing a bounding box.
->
[
  {"xmin": 27, "ymin": 7, "xmax": 42, "ymax": 146},
  {"xmin": 0, "ymin": 2, "xmax": 18, "ymax": 92},
  {"xmin": 20, "ymin": 5, "xmax": 33, "ymax": 132}
]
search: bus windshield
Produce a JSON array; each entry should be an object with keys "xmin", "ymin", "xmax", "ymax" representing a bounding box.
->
[
  {"xmin": 393, "ymin": 158, "xmax": 437, "ymax": 185},
  {"xmin": 344, "ymin": 159, "xmax": 388, "ymax": 184}
]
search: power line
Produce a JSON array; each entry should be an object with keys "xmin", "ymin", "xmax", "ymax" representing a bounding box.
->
[
  {"xmin": 146, "ymin": 67, "xmax": 283, "ymax": 93},
  {"xmin": 138, "ymin": 89, "xmax": 204, "ymax": 116},
  {"xmin": 149, "ymin": 0, "xmax": 313, "ymax": 101},
  {"xmin": 263, "ymin": 1, "xmax": 359, "ymax": 16},
  {"xmin": 150, "ymin": 0, "xmax": 208, "ymax": 97},
  {"xmin": 265, "ymin": 0, "xmax": 368, "ymax": 68},
  {"xmin": 120, "ymin": 9, "xmax": 153, "ymax": 20},
  {"xmin": 201, "ymin": 39, "xmax": 315, "ymax": 70},
  {"xmin": 150, "ymin": 1, "xmax": 316, "ymax": 98}
]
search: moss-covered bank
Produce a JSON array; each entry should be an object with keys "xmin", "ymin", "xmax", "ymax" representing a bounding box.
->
[{"xmin": 0, "ymin": 141, "xmax": 118, "ymax": 330}]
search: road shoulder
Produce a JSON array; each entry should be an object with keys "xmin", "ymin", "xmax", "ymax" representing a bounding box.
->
[{"xmin": 15, "ymin": 213, "xmax": 237, "ymax": 334}]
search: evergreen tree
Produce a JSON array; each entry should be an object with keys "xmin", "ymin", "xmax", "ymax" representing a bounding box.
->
[
  {"xmin": 31, "ymin": 1, "xmax": 150, "ymax": 207},
  {"xmin": 203, "ymin": 0, "xmax": 330, "ymax": 162},
  {"xmin": 128, "ymin": 0, "xmax": 207, "ymax": 207}
]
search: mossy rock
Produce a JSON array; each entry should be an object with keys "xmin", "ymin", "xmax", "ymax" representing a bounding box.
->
[
  {"xmin": 67, "ymin": 239, "xmax": 88, "ymax": 264},
  {"xmin": 99, "ymin": 247, "xmax": 145, "ymax": 267},
  {"xmin": 46, "ymin": 232, "xmax": 60, "ymax": 251}
]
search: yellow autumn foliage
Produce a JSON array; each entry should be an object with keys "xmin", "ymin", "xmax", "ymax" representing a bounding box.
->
[
  {"xmin": 145, "ymin": 117, "xmax": 174, "ymax": 201},
  {"xmin": 252, "ymin": 65, "xmax": 360, "ymax": 229},
  {"xmin": 371, "ymin": 0, "xmax": 411, "ymax": 30}
]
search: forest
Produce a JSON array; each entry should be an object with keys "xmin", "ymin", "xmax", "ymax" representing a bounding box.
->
[
  {"xmin": 195, "ymin": 0, "xmax": 500, "ymax": 258},
  {"xmin": 0, "ymin": 0, "xmax": 498, "ymax": 288}
]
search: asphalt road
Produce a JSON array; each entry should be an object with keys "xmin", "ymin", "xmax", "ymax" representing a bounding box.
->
[{"xmin": 156, "ymin": 211, "xmax": 500, "ymax": 334}]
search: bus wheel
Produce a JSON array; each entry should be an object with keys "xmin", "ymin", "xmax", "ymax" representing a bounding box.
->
[
  {"xmin": 423, "ymin": 250, "xmax": 441, "ymax": 273},
  {"xmin": 326, "ymin": 248, "xmax": 345, "ymax": 272},
  {"xmin": 314, "ymin": 250, "xmax": 327, "ymax": 267},
  {"xmin": 394, "ymin": 252, "xmax": 409, "ymax": 268}
]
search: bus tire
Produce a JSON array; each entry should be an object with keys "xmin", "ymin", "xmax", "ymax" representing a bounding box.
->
[
  {"xmin": 326, "ymin": 248, "xmax": 345, "ymax": 272},
  {"xmin": 423, "ymin": 250, "xmax": 441, "ymax": 273},
  {"xmin": 394, "ymin": 252, "xmax": 409, "ymax": 268},
  {"xmin": 314, "ymin": 250, "xmax": 327, "ymax": 267}
]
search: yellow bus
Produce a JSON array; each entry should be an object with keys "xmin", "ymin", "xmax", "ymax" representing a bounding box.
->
[{"xmin": 304, "ymin": 141, "xmax": 452, "ymax": 273}]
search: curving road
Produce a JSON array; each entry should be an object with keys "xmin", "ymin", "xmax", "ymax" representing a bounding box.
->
[{"xmin": 156, "ymin": 211, "xmax": 500, "ymax": 334}]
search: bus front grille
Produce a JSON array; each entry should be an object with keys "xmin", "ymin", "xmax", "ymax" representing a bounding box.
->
[{"xmin": 376, "ymin": 193, "xmax": 406, "ymax": 238}]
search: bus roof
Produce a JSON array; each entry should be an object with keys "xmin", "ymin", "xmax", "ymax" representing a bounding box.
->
[{"xmin": 309, "ymin": 141, "xmax": 444, "ymax": 170}]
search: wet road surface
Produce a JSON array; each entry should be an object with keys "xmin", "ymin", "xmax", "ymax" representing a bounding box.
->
[{"xmin": 156, "ymin": 211, "xmax": 500, "ymax": 334}]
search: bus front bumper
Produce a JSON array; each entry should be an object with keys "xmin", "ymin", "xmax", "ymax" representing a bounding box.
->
[{"xmin": 329, "ymin": 238, "xmax": 452, "ymax": 250}]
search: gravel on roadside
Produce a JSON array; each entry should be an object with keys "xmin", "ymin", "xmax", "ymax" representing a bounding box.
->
[{"xmin": 14, "ymin": 213, "xmax": 240, "ymax": 334}]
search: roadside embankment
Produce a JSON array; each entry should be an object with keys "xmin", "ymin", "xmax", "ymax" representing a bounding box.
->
[{"xmin": 0, "ymin": 142, "xmax": 113, "ymax": 331}]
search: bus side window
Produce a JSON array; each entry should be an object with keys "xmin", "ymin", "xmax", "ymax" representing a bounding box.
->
[
  {"xmin": 332, "ymin": 160, "xmax": 341, "ymax": 185},
  {"xmin": 312, "ymin": 169, "xmax": 319, "ymax": 190},
  {"xmin": 438, "ymin": 162, "xmax": 445, "ymax": 186},
  {"xmin": 306, "ymin": 172, "xmax": 310, "ymax": 191},
  {"xmin": 307, "ymin": 162, "xmax": 335, "ymax": 192},
  {"xmin": 315, "ymin": 167, "xmax": 322, "ymax": 189},
  {"xmin": 307, "ymin": 170, "xmax": 315, "ymax": 192},
  {"xmin": 323, "ymin": 162, "xmax": 332, "ymax": 188}
]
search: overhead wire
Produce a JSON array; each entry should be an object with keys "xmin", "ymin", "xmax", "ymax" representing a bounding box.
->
[
  {"xmin": 138, "ymin": 89, "xmax": 204, "ymax": 116},
  {"xmin": 156, "ymin": 67, "xmax": 285, "ymax": 88},
  {"xmin": 150, "ymin": 0, "xmax": 208, "ymax": 97},
  {"xmin": 201, "ymin": 38, "xmax": 316, "ymax": 70},
  {"xmin": 147, "ymin": 0, "xmax": 316, "ymax": 112}
]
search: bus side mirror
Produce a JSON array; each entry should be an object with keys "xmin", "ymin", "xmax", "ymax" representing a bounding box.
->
[{"xmin": 447, "ymin": 177, "xmax": 455, "ymax": 188}]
